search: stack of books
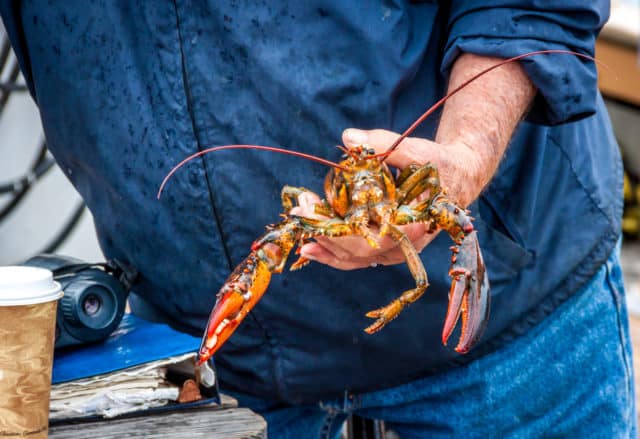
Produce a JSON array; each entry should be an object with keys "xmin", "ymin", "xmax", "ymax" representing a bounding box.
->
[{"xmin": 49, "ymin": 314, "xmax": 220, "ymax": 423}]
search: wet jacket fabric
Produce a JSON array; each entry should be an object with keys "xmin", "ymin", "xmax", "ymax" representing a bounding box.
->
[{"xmin": 2, "ymin": 1, "xmax": 620, "ymax": 403}]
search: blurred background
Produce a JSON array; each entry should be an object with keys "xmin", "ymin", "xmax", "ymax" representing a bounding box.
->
[
  {"xmin": 0, "ymin": 19, "xmax": 102, "ymax": 264},
  {"xmin": 0, "ymin": 0, "xmax": 639, "ymax": 418}
]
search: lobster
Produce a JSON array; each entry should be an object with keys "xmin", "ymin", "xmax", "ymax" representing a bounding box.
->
[{"xmin": 157, "ymin": 50, "xmax": 599, "ymax": 366}]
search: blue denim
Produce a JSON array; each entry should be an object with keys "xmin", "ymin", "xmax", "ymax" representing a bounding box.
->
[{"xmin": 226, "ymin": 245, "xmax": 636, "ymax": 438}]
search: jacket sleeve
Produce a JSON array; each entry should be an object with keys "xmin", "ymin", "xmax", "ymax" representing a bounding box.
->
[{"xmin": 442, "ymin": 1, "xmax": 609, "ymax": 125}]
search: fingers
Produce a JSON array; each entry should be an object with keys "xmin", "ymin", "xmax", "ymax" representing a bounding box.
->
[
  {"xmin": 316, "ymin": 233, "xmax": 391, "ymax": 258},
  {"xmin": 342, "ymin": 128, "xmax": 399, "ymax": 154},
  {"xmin": 410, "ymin": 226, "xmax": 440, "ymax": 253},
  {"xmin": 289, "ymin": 191, "xmax": 324, "ymax": 218},
  {"xmin": 299, "ymin": 241, "xmax": 407, "ymax": 270},
  {"xmin": 299, "ymin": 223, "xmax": 436, "ymax": 271},
  {"xmin": 282, "ymin": 185, "xmax": 439, "ymax": 271},
  {"xmin": 314, "ymin": 222, "xmax": 433, "ymax": 258},
  {"xmin": 300, "ymin": 242, "xmax": 370, "ymax": 270}
]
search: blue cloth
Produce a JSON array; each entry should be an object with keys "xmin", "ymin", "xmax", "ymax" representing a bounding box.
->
[
  {"xmin": 0, "ymin": 1, "xmax": 623, "ymax": 403},
  {"xmin": 52, "ymin": 314, "xmax": 201, "ymax": 384},
  {"xmin": 228, "ymin": 246, "xmax": 636, "ymax": 438}
]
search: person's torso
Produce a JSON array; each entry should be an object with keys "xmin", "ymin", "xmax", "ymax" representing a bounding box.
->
[{"xmin": 6, "ymin": 0, "xmax": 621, "ymax": 403}]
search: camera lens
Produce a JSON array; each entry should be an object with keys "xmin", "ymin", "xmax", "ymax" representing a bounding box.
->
[
  {"xmin": 57, "ymin": 277, "xmax": 127, "ymax": 344},
  {"xmin": 83, "ymin": 294, "xmax": 102, "ymax": 316}
]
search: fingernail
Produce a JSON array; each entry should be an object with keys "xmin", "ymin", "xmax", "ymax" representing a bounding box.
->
[{"xmin": 344, "ymin": 129, "xmax": 368, "ymax": 146}]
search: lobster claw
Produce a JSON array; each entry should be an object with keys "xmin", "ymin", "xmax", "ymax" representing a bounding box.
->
[
  {"xmin": 197, "ymin": 289, "xmax": 244, "ymax": 365},
  {"xmin": 196, "ymin": 252, "xmax": 272, "ymax": 365},
  {"xmin": 442, "ymin": 230, "xmax": 490, "ymax": 354},
  {"xmin": 196, "ymin": 220, "xmax": 299, "ymax": 365}
]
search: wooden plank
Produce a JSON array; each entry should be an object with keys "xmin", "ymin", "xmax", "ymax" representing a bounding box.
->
[
  {"xmin": 596, "ymin": 38, "xmax": 640, "ymax": 107},
  {"xmin": 49, "ymin": 407, "xmax": 266, "ymax": 439}
]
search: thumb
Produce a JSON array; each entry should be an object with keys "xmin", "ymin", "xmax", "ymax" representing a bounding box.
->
[{"xmin": 342, "ymin": 128, "xmax": 418, "ymax": 169}]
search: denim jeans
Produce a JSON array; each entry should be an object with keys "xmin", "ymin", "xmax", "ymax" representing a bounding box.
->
[{"xmin": 225, "ymin": 245, "xmax": 637, "ymax": 438}]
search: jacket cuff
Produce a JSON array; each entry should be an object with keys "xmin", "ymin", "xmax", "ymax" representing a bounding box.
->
[{"xmin": 442, "ymin": 6, "xmax": 607, "ymax": 125}]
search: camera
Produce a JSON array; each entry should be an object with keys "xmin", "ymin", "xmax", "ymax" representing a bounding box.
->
[{"xmin": 24, "ymin": 254, "xmax": 136, "ymax": 349}]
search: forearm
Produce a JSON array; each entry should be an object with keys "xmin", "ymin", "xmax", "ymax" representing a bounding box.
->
[{"xmin": 434, "ymin": 53, "xmax": 536, "ymax": 206}]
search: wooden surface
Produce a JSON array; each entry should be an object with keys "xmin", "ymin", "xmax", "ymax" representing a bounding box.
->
[
  {"xmin": 596, "ymin": 1, "xmax": 640, "ymax": 106},
  {"xmin": 48, "ymin": 407, "xmax": 266, "ymax": 439},
  {"xmin": 49, "ymin": 394, "xmax": 266, "ymax": 439},
  {"xmin": 596, "ymin": 37, "xmax": 640, "ymax": 107}
]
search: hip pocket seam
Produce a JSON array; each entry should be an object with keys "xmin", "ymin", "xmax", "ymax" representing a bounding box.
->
[{"xmin": 606, "ymin": 258, "xmax": 635, "ymax": 419}]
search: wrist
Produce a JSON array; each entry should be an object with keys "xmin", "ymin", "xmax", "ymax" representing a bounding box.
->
[
  {"xmin": 434, "ymin": 140, "xmax": 486, "ymax": 207},
  {"xmin": 389, "ymin": 136, "xmax": 485, "ymax": 207},
  {"xmin": 430, "ymin": 53, "xmax": 536, "ymax": 206}
]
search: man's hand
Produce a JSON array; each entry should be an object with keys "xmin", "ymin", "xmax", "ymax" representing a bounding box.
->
[
  {"xmin": 292, "ymin": 53, "xmax": 536, "ymax": 271},
  {"xmin": 290, "ymin": 129, "xmax": 441, "ymax": 270}
]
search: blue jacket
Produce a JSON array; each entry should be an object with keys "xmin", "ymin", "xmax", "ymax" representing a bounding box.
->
[{"xmin": 2, "ymin": 1, "xmax": 620, "ymax": 403}]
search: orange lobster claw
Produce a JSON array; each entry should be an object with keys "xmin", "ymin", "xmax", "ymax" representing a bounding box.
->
[
  {"xmin": 442, "ymin": 230, "xmax": 491, "ymax": 353},
  {"xmin": 196, "ymin": 252, "xmax": 272, "ymax": 365},
  {"xmin": 197, "ymin": 290, "xmax": 244, "ymax": 365}
]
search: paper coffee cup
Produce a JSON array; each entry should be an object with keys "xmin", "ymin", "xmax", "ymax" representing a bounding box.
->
[{"xmin": 0, "ymin": 266, "xmax": 63, "ymax": 439}]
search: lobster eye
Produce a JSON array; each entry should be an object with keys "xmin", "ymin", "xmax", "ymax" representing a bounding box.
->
[{"xmin": 367, "ymin": 148, "xmax": 375, "ymax": 155}]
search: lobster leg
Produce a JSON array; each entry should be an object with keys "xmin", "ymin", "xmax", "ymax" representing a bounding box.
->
[
  {"xmin": 197, "ymin": 213, "xmax": 362, "ymax": 364},
  {"xmin": 392, "ymin": 192, "xmax": 490, "ymax": 353},
  {"xmin": 197, "ymin": 218, "xmax": 302, "ymax": 365},
  {"xmin": 288, "ymin": 213, "xmax": 384, "ymax": 249},
  {"xmin": 364, "ymin": 223, "xmax": 428, "ymax": 333},
  {"xmin": 281, "ymin": 185, "xmax": 334, "ymax": 217},
  {"xmin": 281, "ymin": 185, "xmax": 314, "ymax": 212},
  {"xmin": 395, "ymin": 164, "xmax": 421, "ymax": 187},
  {"xmin": 415, "ymin": 194, "xmax": 474, "ymax": 240},
  {"xmin": 287, "ymin": 214, "xmax": 354, "ymax": 238},
  {"xmin": 395, "ymin": 162, "xmax": 441, "ymax": 206}
]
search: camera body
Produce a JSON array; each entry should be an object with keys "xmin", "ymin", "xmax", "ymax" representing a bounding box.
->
[{"xmin": 24, "ymin": 254, "xmax": 130, "ymax": 349}]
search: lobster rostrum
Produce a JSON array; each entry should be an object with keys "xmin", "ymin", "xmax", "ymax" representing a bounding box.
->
[{"xmin": 157, "ymin": 50, "xmax": 599, "ymax": 365}]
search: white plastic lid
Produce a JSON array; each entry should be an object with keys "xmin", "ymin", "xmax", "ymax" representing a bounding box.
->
[{"xmin": 0, "ymin": 266, "xmax": 63, "ymax": 306}]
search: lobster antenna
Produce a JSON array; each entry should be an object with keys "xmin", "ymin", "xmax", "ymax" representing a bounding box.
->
[
  {"xmin": 157, "ymin": 144, "xmax": 347, "ymax": 199},
  {"xmin": 373, "ymin": 49, "xmax": 609, "ymax": 161},
  {"xmin": 335, "ymin": 144, "xmax": 349, "ymax": 154},
  {"xmin": 336, "ymin": 144, "xmax": 358, "ymax": 160}
]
